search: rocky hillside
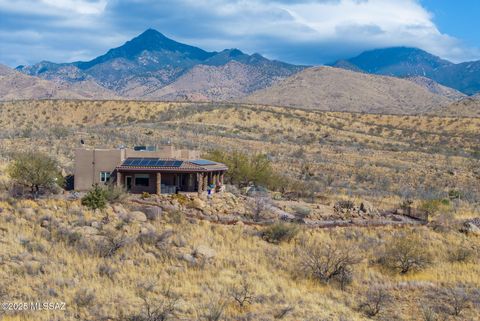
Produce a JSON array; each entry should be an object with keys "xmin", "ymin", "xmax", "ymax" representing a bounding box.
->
[
  {"xmin": 406, "ymin": 76, "xmax": 466, "ymax": 100},
  {"xmin": 245, "ymin": 66, "xmax": 455, "ymax": 114},
  {"xmin": 0, "ymin": 64, "xmax": 118, "ymax": 100},
  {"xmin": 15, "ymin": 29, "xmax": 304, "ymax": 101},
  {"xmin": 433, "ymin": 94, "xmax": 480, "ymax": 117}
]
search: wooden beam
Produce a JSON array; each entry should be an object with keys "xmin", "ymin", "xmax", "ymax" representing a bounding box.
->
[{"xmin": 156, "ymin": 172, "xmax": 162, "ymax": 195}]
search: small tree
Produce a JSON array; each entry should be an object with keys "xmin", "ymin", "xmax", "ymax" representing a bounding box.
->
[
  {"xmin": 7, "ymin": 151, "xmax": 62, "ymax": 198},
  {"xmin": 249, "ymin": 194, "xmax": 271, "ymax": 222},
  {"xmin": 81, "ymin": 184, "xmax": 108, "ymax": 210},
  {"xmin": 379, "ymin": 232, "xmax": 432, "ymax": 274},
  {"xmin": 229, "ymin": 276, "xmax": 255, "ymax": 309},
  {"xmin": 297, "ymin": 240, "xmax": 360, "ymax": 289},
  {"xmin": 359, "ymin": 286, "xmax": 391, "ymax": 317},
  {"xmin": 443, "ymin": 286, "xmax": 472, "ymax": 316}
]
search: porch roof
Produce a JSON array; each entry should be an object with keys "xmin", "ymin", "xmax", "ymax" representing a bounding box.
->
[{"xmin": 116, "ymin": 158, "xmax": 228, "ymax": 173}]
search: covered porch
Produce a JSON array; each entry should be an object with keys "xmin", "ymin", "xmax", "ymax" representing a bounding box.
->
[{"xmin": 116, "ymin": 170, "xmax": 226, "ymax": 194}]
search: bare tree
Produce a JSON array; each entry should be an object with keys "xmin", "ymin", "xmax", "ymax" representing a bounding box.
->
[
  {"xmin": 249, "ymin": 194, "xmax": 271, "ymax": 222},
  {"xmin": 443, "ymin": 286, "xmax": 472, "ymax": 316},
  {"xmin": 297, "ymin": 241, "xmax": 360, "ymax": 288},
  {"xmin": 379, "ymin": 232, "xmax": 432, "ymax": 274},
  {"xmin": 229, "ymin": 276, "xmax": 255, "ymax": 308},
  {"xmin": 359, "ymin": 286, "xmax": 391, "ymax": 317},
  {"xmin": 128, "ymin": 288, "xmax": 179, "ymax": 321}
]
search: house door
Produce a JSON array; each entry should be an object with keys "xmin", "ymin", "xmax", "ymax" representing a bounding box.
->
[{"xmin": 125, "ymin": 176, "xmax": 132, "ymax": 191}]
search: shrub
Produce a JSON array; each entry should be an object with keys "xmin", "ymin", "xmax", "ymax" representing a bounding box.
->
[
  {"xmin": 293, "ymin": 205, "xmax": 311, "ymax": 219},
  {"xmin": 262, "ymin": 223, "xmax": 299, "ymax": 244},
  {"xmin": 229, "ymin": 276, "xmax": 256, "ymax": 308},
  {"xmin": 206, "ymin": 149, "xmax": 280, "ymax": 189},
  {"xmin": 81, "ymin": 184, "xmax": 107, "ymax": 210},
  {"xmin": 297, "ymin": 240, "xmax": 360, "ymax": 289},
  {"xmin": 7, "ymin": 151, "xmax": 63, "ymax": 198},
  {"xmin": 378, "ymin": 232, "xmax": 432, "ymax": 274},
  {"xmin": 359, "ymin": 286, "xmax": 391, "ymax": 317},
  {"xmin": 104, "ymin": 185, "xmax": 127, "ymax": 203}
]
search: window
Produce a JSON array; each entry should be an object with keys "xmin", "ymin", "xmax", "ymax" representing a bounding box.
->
[
  {"xmin": 135, "ymin": 174, "xmax": 150, "ymax": 187},
  {"xmin": 100, "ymin": 171, "xmax": 111, "ymax": 183}
]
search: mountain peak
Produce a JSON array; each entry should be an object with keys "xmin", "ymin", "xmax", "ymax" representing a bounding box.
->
[
  {"xmin": 75, "ymin": 29, "xmax": 214, "ymax": 70},
  {"xmin": 330, "ymin": 46, "xmax": 453, "ymax": 77}
]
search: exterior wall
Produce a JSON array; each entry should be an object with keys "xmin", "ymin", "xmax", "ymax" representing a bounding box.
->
[
  {"xmin": 74, "ymin": 146, "xmax": 215, "ymax": 192},
  {"xmin": 74, "ymin": 148, "xmax": 124, "ymax": 191},
  {"xmin": 122, "ymin": 172, "xmax": 157, "ymax": 194}
]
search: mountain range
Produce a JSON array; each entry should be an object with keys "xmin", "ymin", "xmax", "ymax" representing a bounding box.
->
[
  {"xmin": 15, "ymin": 29, "xmax": 304, "ymax": 101},
  {"xmin": 330, "ymin": 47, "xmax": 480, "ymax": 95},
  {"xmin": 1, "ymin": 29, "xmax": 479, "ymax": 116}
]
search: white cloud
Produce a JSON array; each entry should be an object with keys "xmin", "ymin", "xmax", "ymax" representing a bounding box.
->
[{"xmin": 0, "ymin": 0, "xmax": 478, "ymax": 66}]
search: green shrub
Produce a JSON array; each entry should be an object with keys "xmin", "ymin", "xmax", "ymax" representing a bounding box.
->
[
  {"xmin": 7, "ymin": 151, "xmax": 63, "ymax": 198},
  {"xmin": 104, "ymin": 185, "xmax": 127, "ymax": 203},
  {"xmin": 262, "ymin": 223, "xmax": 299, "ymax": 244},
  {"xmin": 81, "ymin": 184, "xmax": 107, "ymax": 210},
  {"xmin": 206, "ymin": 149, "xmax": 281, "ymax": 189}
]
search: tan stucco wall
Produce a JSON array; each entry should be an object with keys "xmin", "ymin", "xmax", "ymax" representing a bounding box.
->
[
  {"xmin": 74, "ymin": 148, "xmax": 124, "ymax": 191},
  {"xmin": 74, "ymin": 146, "xmax": 203, "ymax": 191}
]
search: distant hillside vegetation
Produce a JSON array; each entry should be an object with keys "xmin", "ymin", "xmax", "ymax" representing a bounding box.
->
[{"xmin": 245, "ymin": 66, "xmax": 455, "ymax": 115}]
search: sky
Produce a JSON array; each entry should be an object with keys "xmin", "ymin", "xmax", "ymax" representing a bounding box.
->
[{"xmin": 0, "ymin": 0, "xmax": 479, "ymax": 67}]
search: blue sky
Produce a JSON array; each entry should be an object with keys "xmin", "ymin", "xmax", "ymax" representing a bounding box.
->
[{"xmin": 0, "ymin": 0, "xmax": 479, "ymax": 67}]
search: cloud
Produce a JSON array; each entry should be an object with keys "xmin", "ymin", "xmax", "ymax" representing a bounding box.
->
[{"xmin": 0, "ymin": 0, "xmax": 478, "ymax": 67}]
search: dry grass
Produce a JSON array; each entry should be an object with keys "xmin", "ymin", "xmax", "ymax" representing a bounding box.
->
[{"xmin": 0, "ymin": 100, "xmax": 479, "ymax": 320}]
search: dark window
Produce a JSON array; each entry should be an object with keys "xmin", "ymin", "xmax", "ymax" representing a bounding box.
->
[{"xmin": 135, "ymin": 174, "xmax": 150, "ymax": 187}]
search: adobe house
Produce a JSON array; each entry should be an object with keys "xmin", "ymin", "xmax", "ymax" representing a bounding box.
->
[{"xmin": 74, "ymin": 145, "xmax": 227, "ymax": 194}]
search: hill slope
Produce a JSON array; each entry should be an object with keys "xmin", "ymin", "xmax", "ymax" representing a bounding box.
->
[
  {"xmin": 245, "ymin": 66, "xmax": 454, "ymax": 114},
  {"xmin": 433, "ymin": 95, "xmax": 480, "ymax": 117},
  {"xmin": 330, "ymin": 47, "xmax": 480, "ymax": 95},
  {"xmin": 0, "ymin": 64, "xmax": 118, "ymax": 100}
]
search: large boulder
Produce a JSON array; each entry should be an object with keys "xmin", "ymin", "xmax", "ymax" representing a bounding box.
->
[
  {"xmin": 128, "ymin": 211, "xmax": 147, "ymax": 223},
  {"xmin": 191, "ymin": 198, "xmax": 206, "ymax": 210},
  {"xmin": 193, "ymin": 245, "xmax": 216, "ymax": 260},
  {"xmin": 461, "ymin": 219, "xmax": 480, "ymax": 235},
  {"xmin": 143, "ymin": 206, "xmax": 162, "ymax": 221}
]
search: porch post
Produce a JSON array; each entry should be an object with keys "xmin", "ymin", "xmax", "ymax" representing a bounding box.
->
[
  {"xmin": 220, "ymin": 172, "xmax": 225, "ymax": 184},
  {"xmin": 156, "ymin": 172, "xmax": 162, "ymax": 195},
  {"xmin": 117, "ymin": 172, "xmax": 123, "ymax": 188},
  {"xmin": 203, "ymin": 173, "xmax": 208, "ymax": 191},
  {"xmin": 197, "ymin": 173, "xmax": 203, "ymax": 193}
]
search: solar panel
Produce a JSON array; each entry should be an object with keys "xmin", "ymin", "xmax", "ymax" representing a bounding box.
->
[
  {"xmin": 131, "ymin": 159, "xmax": 142, "ymax": 166},
  {"xmin": 147, "ymin": 159, "xmax": 158, "ymax": 166},
  {"xmin": 121, "ymin": 158, "xmax": 183, "ymax": 167},
  {"xmin": 191, "ymin": 159, "xmax": 217, "ymax": 166}
]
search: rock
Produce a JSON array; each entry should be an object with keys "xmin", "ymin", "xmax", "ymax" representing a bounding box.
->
[
  {"xmin": 20, "ymin": 208, "xmax": 36, "ymax": 218},
  {"xmin": 360, "ymin": 201, "xmax": 376, "ymax": 214},
  {"xmin": 73, "ymin": 226, "xmax": 99, "ymax": 236},
  {"xmin": 40, "ymin": 220, "xmax": 50, "ymax": 228},
  {"xmin": 461, "ymin": 221, "xmax": 480, "ymax": 235},
  {"xmin": 91, "ymin": 221, "xmax": 101, "ymax": 229},
  {"xmin": 144, "ymin": 252, "xmax": 157, "ymax": 262},
  {"xmin": 193, "ymin": 245, "xmax": 216, "ymax": 260},
  {"xmin": 181, "ymin": 253, "xmax": 196, "ymax": 265},
  {"xmin": 173, "ymin": 236, "xmax": 187, "ymax": 248},
  {"xmin": 191, "ymin": 198, "xmax": 206, "ymax": 210},
  {"xmin": 128, "ymin": 211, "xmax": 147, "ymax": 222},
  {"xmin": 112, "ymin": 204, "xmax": 127, "ymax": 215},
  {"xmin": 143, "ymin": 206, "xmax": 162, "ymax": 221}
]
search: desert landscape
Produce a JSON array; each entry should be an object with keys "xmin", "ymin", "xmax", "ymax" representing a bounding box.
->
[
  {"xmin": 1, "ymin": 2, "xmax": 480, "ymax": 320},
  {"xmin": 0, "ymin": 99, "xmax": 479, "ymax": 321}
]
